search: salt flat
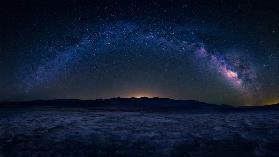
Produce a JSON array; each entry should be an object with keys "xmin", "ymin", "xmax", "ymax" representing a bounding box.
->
[{"xmin": 0, "ymin": 110, "xmax": 279, "ymax": 157}]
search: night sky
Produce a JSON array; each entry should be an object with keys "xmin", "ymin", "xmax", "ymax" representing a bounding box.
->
[{"xmin": 1, "ymin": 0, "xmax": 279, "ymax": 105}]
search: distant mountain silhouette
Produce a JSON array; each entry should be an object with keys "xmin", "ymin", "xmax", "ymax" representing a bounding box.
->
[{"xmin": 1, "ymin": 97, "xmax": 278, "ymax": 111}]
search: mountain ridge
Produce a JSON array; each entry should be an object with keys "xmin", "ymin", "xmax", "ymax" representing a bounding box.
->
[{"xmin": 1, "ymin": 97, "xmax": 278, "ymax": 111}]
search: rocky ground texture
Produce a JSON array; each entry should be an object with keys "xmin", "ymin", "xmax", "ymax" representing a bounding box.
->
[{"xmin": 0, "ymin": 109, "xmax": 279, "ymax": 157}]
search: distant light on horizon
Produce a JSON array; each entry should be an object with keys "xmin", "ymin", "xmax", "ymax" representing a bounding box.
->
[
  {"xmin": 123, "ymin": 89, "xmax": 164, "ymax": 99},
  {"xmin": 133, "ymin": 95, "xmax": 152, "ymax": 98},
  {"xmin": 129, "ymin": 93, "xmax": 156, "ymax": 99}
]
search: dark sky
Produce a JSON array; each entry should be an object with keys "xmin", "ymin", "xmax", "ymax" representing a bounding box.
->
[{"xmin": 1, "ymin": 0, "xmax": 279, "ymax": 105}]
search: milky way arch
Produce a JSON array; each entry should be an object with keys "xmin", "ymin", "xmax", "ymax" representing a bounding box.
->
[{"xmin": 20, "ymin": 21, "xmax": 259, "ymax": 97}]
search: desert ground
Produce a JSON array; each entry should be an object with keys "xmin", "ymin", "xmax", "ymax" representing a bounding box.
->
[{"xmin": 0, "ymin": 109, "xmax": 279, "ymax": 157}]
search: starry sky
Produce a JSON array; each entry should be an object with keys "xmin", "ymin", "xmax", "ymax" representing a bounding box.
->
[{"xmin": 1, "ymin": 0, "xmax": 279, "ymax": 105}]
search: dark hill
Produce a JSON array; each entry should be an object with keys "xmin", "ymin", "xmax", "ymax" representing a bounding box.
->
[{"xmin": 0, "ymin": 98, "xmax": 278, "ymax": 112}]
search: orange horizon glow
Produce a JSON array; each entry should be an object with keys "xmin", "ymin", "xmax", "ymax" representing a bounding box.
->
[
  {"xmin": 264, "ymin": 99, "xmax": 279, "ymax": 105},
  {"xmin": 123, "ymin": 89, "xmax": 165, "ymax": 99},
  {"xmin": 129, "ymin": 93, "xmax": 156, "ymax": 98}
]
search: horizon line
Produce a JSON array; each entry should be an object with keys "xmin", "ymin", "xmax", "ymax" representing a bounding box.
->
[{"xmin": 0, "ymin": 96, "xmax": 272, "ymax": 106}]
